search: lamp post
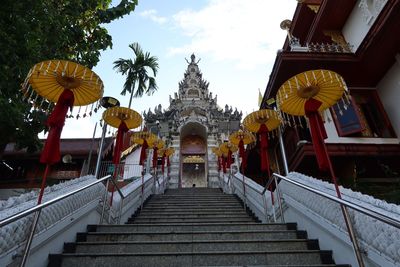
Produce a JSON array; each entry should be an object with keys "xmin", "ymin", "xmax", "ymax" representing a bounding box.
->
[{"xmin": 94, "ymin": 97, "xmax": 120, "ymax": 178}]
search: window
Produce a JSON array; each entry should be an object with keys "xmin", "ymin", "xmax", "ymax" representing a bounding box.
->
[{"xmin": 331, "ymin": 89, "xmax": 396, "ymax": 138}]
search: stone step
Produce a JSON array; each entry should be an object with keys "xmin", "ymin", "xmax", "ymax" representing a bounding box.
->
[
  {"xmin": 147, "ymin": 200, "xmax": 241, "ymax": 204},
  {"xmin": 152, "ymin": 194, "xmax": 234, "ymax": 199},
  {"xmin": 146, "ymin": 204, "xmax": 242, "ymax": 209},
  {"xmin": 165, "ymin": 189, "xmax": 222, "ymax": 194},
  {"xmin": 128, "ymin": 217, "xmax": 255, "ymax": 223},
  {"xmin": 66, "ymin": 239, "xmax": 318, "ymax": 253},
  {"xmin": 140, "ymin": 213, "xmax": 248, "ymax": 217},
  {"xmin": 140, "ymin": 207, "xmax": 246, "ymax": 213},
  {"xmin": 80, "ymin": 230, "xmax": 302, "ymax": 242},
  {"xmin": 49, "ymin": 250, "xmax": 334, "ymax": 267},
  {"xmin": 134, "ymin": 213, "xmax": 250, "ymax": 219},
  {"xmin": 89, "ymin": 223, "xmax": 295, "ymax": 233}
]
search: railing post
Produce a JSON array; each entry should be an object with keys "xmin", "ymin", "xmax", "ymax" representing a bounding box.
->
[
  {"xmin": 262, "ymin": 192, "xmax": 269, "ymax": 223},
  {"xmin": 94, "ymin": 123, "xmax": 107, "ymax": 178},
  {"xmin": 278, "ymin": 127, "xmax": 289, "ymax": 176},
  {"xmin": 274, "ymin": 175, "xmax": 285, "ymax": 223},
  {"xmin": 100, "ymin": 178, "xmax": 110, "ymax": 224},
  {"xmin": 20, "ymin": 210, "xmax": 41, "ymax": 267},
  {"xmin": 118, "ymin": 197, "xmax": 124, "ymax": 224},
  {"xmin": 140, "ymin": 169, "xmax": 144, "ymax": 210}
]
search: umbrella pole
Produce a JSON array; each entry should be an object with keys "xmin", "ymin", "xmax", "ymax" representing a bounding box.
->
[
  {"xmin": 37, "ymin": 164, "xmax": 50, "ymax": 204},
  {"xmin": 316, "ymin": 121, "xmax": 365, "ymax": 267},
  {"xmin": 109, "ymin": 164, "xmax": 118, "ymax": 207}
]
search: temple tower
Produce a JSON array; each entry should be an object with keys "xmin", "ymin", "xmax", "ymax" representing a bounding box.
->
[{"xmin": 144, "ymin": 54, "xmax": 242, "ymax": 188}]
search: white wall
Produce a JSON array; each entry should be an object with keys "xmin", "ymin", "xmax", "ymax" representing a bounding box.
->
[
  {"xmin": 342, "ymin": 0, "xmax": 388, "ymax": 52},
  {"xmin": 123, "ymin": 147, "xmax": 142, "ymax": 179},
  {"xmin": 377, "ymin": 55, "xmax": 400, "ymax": 139}
]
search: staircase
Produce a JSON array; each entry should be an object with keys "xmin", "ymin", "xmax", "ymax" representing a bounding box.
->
[{"xmin": 48, "ymin": 188, "xmax": 349, "ymax": 266}]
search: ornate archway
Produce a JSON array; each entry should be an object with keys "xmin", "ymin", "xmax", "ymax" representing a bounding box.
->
[{"xmin": 180, "ymin": 122, "xmax": 207, "ymax": 187}]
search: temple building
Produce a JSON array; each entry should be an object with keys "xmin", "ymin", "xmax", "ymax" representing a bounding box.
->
[
  {"xmin": 262, "ymin": 0, "xmax": 400, "ymax": 203},
  {"xmin": 143, "ymin": 54, "xmax": 242, "ymax": 188}
]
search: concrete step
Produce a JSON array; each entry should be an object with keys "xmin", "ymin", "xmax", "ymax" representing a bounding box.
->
[
  {"xmin": 146, "ymin": 200, "xmax": 241, "ymax": 204},
  {"xmin": 89, "ymin": 223, "xmax": 296, "ymax": 233},
  {"xmin": 66, "ymin": 239, "xmax": 318, "ymax": 253},
  {"xmin": 146, "ymin": 204, "xmax": 242, "ymax": 209},
  {"xmin": 128, "ymin": 217, "xmax": 255, "ymax": 223},
  {"xmin": 49, "ymin": 250, "xmax": 334, "ymax": 267},
  {"xmin": 139, "ymin": 208, "xmax": 246, "ymax": 214},
  {"xmin": 80, "ymin": 230, "xmax": 302, "ymax": 242},
  {"xmin": 134, "ymin": 213, "xmax": 250, "ymax": 219},
  {"xmin": 151, "ymin": 194, "xmax": 235, "ymax": 199},
  {"xmin": 164, "ymin": 188, "xmax": 222, "ymax": 194}
]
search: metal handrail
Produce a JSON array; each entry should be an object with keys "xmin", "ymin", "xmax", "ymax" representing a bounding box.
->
[
  {"xmin": 0, "ymin": 175, "xmax": 111, "ymax": 227},
  {"xmin": 0, "ymin": 175, "xmax": 111, "ymax": 267},
  {"xmin": 272, "ymin": 173, "xmax": 400, "ymax": 229}
]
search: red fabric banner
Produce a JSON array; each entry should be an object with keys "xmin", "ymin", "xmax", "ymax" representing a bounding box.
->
[
  {"xmin": 222, "ymin": 156, "xmax": 227, "ymax": 173},
  {"xmin": 305, "ymin": 98, "xmax": 329, "ymax": 171},
  {"xmin": 227, "ymin": 150, "xmax": 232, "ymax": 168},
  {"xmin": 242, "ymin": 150, "xmax": 248, "ymax": 173},
  {"xmin": 161, "ymin": 152, "xmax": 166, "ymax": 173},
  {"xmin": 258, "ymin": 124, "xmax": 270, "ymax": 174},
  {"xmin": 112, "ymin": 121, "xmax": 129, "ymax": 165},
  {"xmin": 152, "ymin": 147, "xmax": 158, "ymax": 168},
  {"xmin": 40, "ymin": 89, "xmax": 74, "ymax": 165},
  {"xmin": 238, "ymin": 139, "xmax": 245, "ymax": 159},
  {"xmin": 139, "ymin": 140, "xmax": 148, "ymax": 166}
]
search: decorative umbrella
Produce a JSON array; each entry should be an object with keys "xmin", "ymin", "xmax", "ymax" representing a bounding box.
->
[
  {"xmin": 158, "ymin": 148, "xmax": 166, "ymax": 174},
  {"xmin": 102, "ymin": 106, "xmax": 142, "ymax": 165},
  {"xmin": 211, "ymin": 147, "xmax": 223, "ymax": 172},
  {"xmin": 131, "ymin": 130, "xmax": 158, "ymax": 165},
  {"xmin": 276, "ymin": 70, "xmax": 364, "ymax": 261},
  {"xmin": 103, "ymin": 106, "xmax": 142, "ymax": 205},
  {"xmin": 229, "ymin": 130, "xmax": 255, "ymax": 172},
  {"xmin": 276, "ymin": 69, "xmax": 346, "ymax": 195},
  {"xmin": 164, "ymin": 147, "xmax": 175, "ymax": 169},
  {"xmin": 219, "ymin": 142, "xmax": 238, "ymax": 172},
  {"xmin": 243, "ymin": 109, "xmax": 281, "ymax": 177},
  {"xmin": 151, "ymin": 139, "xmax": 165, "ymax": 169},
  {"xmin": 22, "ymin": 60, "xmax": 103, "ymax": 204}
]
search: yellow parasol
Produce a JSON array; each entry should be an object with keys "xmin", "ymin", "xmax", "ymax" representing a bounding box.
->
[
  {"xmin": 211, "ymin": 147, "xmax": 222, "ymax": 157},
  {"xmin": 229, "ymin": 130, "xmax": 255, "ymax": 146},
  {"xmin": 219, "ymin": 142, "xmax": 238, "ymax": 154},
  {"xmin": 22, "ymin": 60, "xmax": 104, "ymax": 205},
  {"xmin": 131, "ymin": 131, "xmax": 157, "ymax": 147},
  {"xmin": 276, "ymin": 69, "xmax": 345, "ymax": 116},
  {"xmin": 243, "ymin": 109, "xmax": 281, "ymax": 175},
  {"xmin": 242, "ymin": 109, "xmax": 281, "ymax": 133},
  {"xmin": 102, "ymin": 106, "xmax": 142, "ymax": 130},
  {"xmin": 23, "ymin": 60, "xmax": 103, "ymax": 107},
  {"xmin": 165, "ymin": 147, "xmax": 175, "ymax": 157}
]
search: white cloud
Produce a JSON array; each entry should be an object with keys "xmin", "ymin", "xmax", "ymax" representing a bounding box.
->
[
  {"xmin": 169, "ymin": 0, "xmax": 296, "ymax": 70},
  {"xmin": 140, "ymin": 9, "xmax": 168, "ymax": 24}
]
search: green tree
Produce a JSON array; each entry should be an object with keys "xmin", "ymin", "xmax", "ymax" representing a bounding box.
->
[
  {"xmin": 0, "ymin": 0, "xmax": 138, "ymax": 159},
  {"xmin": 113, "ymin": 43, "xmax": 159, "ymax": 108}
]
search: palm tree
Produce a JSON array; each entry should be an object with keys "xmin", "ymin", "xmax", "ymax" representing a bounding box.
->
[{"xmin": 113, "ymin": 43, "xmax": 159, "ymax": 108}]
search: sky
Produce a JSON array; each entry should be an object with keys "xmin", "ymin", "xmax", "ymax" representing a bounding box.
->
[{"xmin": 56, "ymin": 0, "xmax": 297, "ymax": 138}]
